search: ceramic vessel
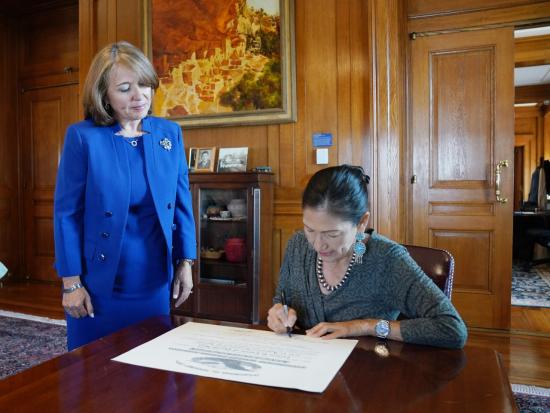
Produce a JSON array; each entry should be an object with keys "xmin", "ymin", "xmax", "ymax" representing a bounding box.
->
[
  {"xmin": 227, "ymin": 199, "xmax": 246, "ymax": 218},
  {"xmin": 224, "ymin": 238, "xmax": 247, "ymax": 263}
]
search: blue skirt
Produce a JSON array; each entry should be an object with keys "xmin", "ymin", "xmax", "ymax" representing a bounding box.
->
[{"xmin": 66, "ymin": 286, "xmax": 170, "ymax": 350}]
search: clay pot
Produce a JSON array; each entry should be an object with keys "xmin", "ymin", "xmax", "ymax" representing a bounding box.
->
[{"xmin": 224, "ymin": 238, "xmax": 247, "ymax": 263}]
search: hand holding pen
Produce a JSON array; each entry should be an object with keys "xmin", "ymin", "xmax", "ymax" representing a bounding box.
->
[
  {"xmin": 281, "ymin": 291, "xmax": 292, "ymax": 337},
  {"xmin": 266, "ymin": 291, "xmax": 297, "ymax": 336}
]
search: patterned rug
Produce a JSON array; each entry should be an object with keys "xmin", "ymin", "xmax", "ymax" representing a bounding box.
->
[
  {"xmin": 512, "ymin": 384, "xmax": 550, "ymax": 413},
  {"xmin": 511, "ymin": 263, "xmax": 550, "ymax": 308},
  {"xmin": 0, "ymin": 310, "xmax": 67, "ymax": 379},
  {"xmin": 0, "ymin": 312, "xmax": 549, "ymax": 412}
]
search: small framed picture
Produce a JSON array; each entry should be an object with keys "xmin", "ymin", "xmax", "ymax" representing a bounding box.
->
[
  {"xmin": 188, "ymin": 147, "xmax": 198, "ymax": 170},
  {"xmin": 217, "ymin": 147, "xmax": 249, "ymax": 173},
  {"xmin": 194, "ymin": 147, "xmax": 216, "ymax": 172}
]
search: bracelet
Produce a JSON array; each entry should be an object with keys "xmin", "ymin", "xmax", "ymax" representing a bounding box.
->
[{"xmin": 62, "ymin": 282, "xmax": 84, "ymax": 294}]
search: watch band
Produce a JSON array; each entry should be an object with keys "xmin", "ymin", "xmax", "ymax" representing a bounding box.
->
[{"xmin": 62, "ymin": 282, "xmax": 84, "ymax": 294}]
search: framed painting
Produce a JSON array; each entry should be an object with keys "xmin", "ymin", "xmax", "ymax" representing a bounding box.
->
[
  {"xmin": 217, "ymin": 147, "xmax": 248, "ymax": 173},
  {"xmin": 144, "ymin": 0, "xmax": 296, "ymax": 128},
  {"xmin": 194, "ymin": 147, "xmax": 217, "ymax": 172}
]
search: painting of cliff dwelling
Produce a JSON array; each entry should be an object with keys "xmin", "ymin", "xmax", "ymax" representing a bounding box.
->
[{"xmin": 146, "ymin": 0, "xmax": 296, "ymax": 128}]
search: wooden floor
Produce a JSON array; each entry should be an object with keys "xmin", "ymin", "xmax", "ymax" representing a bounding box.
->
[{"xmin": 0, "ymin": 279, "xmax": 549, "ymax": 388}]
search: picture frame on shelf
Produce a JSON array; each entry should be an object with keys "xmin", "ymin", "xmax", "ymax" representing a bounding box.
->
[
  {"xmin": 143, "ymin": 0, "xmax": 296, "ymax": 128},
  {"xmin": 217, "ymin": 147, "xmax": 248, "ymax": 173},
  {"xmin": 194, "ymin": 147, "xmax": 216, "ymax": 172},
  {"xmin": 188, "ymin": 147, "xmax": 198, "ymax": 170}
]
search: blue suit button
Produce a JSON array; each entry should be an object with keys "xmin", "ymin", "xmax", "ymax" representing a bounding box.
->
[
  {"xmin": 167, "ymin": 203, "xmax": 172, "ymax": 209},
  {"xmin": 172, "ymin": 224, "xmax": 177, "ymax": 230},
  {"xmin": 99, "ymin": 253, "xmax": 106, "ymax": 261},
  {"xmin": 101, "ymin": 232, "xmax": 110, "ymax": 238},
  {"xmin": 104, "ymin": 211, "xmax": 113, "ymax": 217}
]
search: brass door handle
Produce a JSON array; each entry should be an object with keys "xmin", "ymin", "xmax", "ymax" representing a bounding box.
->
[{"xmin": 495, "ymin": 160, "xmax": 509, "ymax": 203}]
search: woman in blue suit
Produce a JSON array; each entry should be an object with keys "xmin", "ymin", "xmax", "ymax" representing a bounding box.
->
[{"xmin": 54, "ymin": 41, "xmax": 197, "ymax": 350}]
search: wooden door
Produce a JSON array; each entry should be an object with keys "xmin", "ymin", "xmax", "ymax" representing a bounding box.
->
[
  {"xmin": 410, "ymin": 28, "xmax": 514, "ymax": 329},
  {"xmin": 21, "ymin": 84, "xmax": 79, "ymax": 282}
]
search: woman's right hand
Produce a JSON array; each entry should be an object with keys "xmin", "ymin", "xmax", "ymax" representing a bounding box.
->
[
  {"xmin": 62, "ymin": 276, "xmax": 94, "ymax": 319},
  {"xmin": 267, "ymin": 303, "xmax": 297, "ymax": 334}
]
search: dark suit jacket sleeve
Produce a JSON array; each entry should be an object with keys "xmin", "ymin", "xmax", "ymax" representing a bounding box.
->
[
  {"xmin": 172, "ymin": 126, "xmax": 197, "ymax": 260},
  {"xmin": 54, "ymin": 124, "xmax": 87, "ymax": 276}
]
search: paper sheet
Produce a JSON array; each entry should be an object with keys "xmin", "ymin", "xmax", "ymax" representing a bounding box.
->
[{"xmin": 112, "ymin": 322, "xmax": 357, "ymax": 392}]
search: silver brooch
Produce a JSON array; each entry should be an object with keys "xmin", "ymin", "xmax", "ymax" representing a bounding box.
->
[{"xmin": 159, "ymin": 138, "xmax": 172, "ymax": 151}]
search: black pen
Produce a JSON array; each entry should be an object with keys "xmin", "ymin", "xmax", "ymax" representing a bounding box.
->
[{"xmin": 281, "ymin": 290, "xmax": 292, "ymax": 338}]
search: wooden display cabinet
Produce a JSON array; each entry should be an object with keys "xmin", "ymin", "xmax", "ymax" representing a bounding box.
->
[{"xmin": 172, "ymin": 172, "xmax": 274, "ymax": 323}]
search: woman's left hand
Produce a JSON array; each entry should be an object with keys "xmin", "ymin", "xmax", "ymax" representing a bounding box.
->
[
  {"xmin": 173, "ymin": 261, "xmax": 193, "ymax": 307},
  {"xmin": 306, "ymin": 320, "xmax": 369, "ymax": 339}
]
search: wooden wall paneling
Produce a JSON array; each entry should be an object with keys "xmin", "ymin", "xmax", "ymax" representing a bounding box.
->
[
  {"xmin": 516, "ymin": 134, "xmax": 536, "ymax": 202},
  {"xmin": 79, "ymin": 0, "xmax": 143, "ymax": 93},
  {"xmin": 408, "ymin": 1, "xmax": 550, "ymax": 34},
  {"xmin": 0, "ymin": 16, "xmax": 20, "ymax": 277},
  {"xmin": 18, "ymin": 4, "xmax": 79, "ymax": 80},
  {"xmin": 545, "ymin": 108, "xmax": 550, "ymax": 160},
  {"xmin": 349, "ymin": 1, "xmax": 371, "ymax": 171},
  {"xmin": 514, "ymin": 146, "xmax": 525, "ymax": 210},
  {"xmin": 515, "ymin": 106, "xmax": 544, "ymax": 201},
  {"xmin": 367, "ymin": 0, "xmax": 407, "ymax": 241}
]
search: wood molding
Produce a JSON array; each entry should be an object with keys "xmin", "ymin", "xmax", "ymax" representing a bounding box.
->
[
  {"xmin": 408, "ymin": 1, "xmax": 550, "ymax": 35},
  {"xmin": 515, "ymin": 84, "xmax": 550, "ymax": 104},
  {"xmin": 368, "ymin": 0, "xmax": 407, "ymax": 242},
  {"xmin": 408, "ymin": 0, "xmax": 549, "ymax": 19},
  {"xmin": 515, "ymin": 34, "xmax": 550, "ymax": 67}
]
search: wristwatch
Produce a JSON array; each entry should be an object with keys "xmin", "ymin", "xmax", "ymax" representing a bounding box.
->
[
  {"xmin": 182, "ymin": 259, "xmax": 194, "ymax": 266},
  {"xmin": 374, "ymin": 319, "xmax": 391, "ymax": 339}
]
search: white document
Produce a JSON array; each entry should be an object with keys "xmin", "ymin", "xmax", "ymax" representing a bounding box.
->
[{"xmin": 113, "ymin": 322, "xmax": 357, "ymax": 393}]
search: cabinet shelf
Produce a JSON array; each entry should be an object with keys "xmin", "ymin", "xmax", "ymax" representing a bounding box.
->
[
  {"xmin": 199, "ymin": 279, "xmax": 248, "ymax": 288},
  {"xmin": 200, "ymin": 258, "xmax": 247, "ymax": 267}
]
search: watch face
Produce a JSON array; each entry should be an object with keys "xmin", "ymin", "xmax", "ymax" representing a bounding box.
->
[{"xmin": 375, "ymin": 320, "xmax": 390, "ymax": 338}]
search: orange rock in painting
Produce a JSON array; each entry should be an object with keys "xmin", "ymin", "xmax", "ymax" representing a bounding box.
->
[
  {"xmin": 152, "ymin": 0, "xmax": 245, "ymax": 76},
  {"xmin": 151, "ymin": 0, "xmax": 282, "ymax": 117}
]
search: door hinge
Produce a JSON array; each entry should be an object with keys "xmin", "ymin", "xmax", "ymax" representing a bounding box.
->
[{"xmin": 411, "ymin": 174, "xmax": 417, "ymax": 184}]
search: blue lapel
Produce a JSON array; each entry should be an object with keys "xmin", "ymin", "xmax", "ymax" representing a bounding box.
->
[{"xmin": 108, "ymin": 124, "xmax": 131, "ymax": 209}]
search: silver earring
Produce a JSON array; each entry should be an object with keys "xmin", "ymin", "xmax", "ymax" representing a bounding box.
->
[{"xmin": 354, "ymin": 232, "xmax": 366, "ymax": 264}]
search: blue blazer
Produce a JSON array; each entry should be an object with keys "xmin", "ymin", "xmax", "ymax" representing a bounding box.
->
[{"xmin": 54, "ymin": 116, "xmax": 197, "ymax": 296}]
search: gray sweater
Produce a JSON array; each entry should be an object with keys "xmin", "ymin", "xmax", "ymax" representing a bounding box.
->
[{"xmin": 274, "ymin": 231, "xmax": 467, "ymax": 349}]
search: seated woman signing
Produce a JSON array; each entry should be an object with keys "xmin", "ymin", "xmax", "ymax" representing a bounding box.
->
[{"xmin": 267, "ymin": 165, "xmax": 467, "ymax": 349}]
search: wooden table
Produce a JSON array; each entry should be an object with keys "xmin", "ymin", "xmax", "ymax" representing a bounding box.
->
[{"xmin": 0, "ymin": 316, "xmax": 517, "ymax": 413}]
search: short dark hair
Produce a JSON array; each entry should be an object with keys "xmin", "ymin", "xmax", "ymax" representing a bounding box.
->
[{"xmin": 302, "ymin": 165, "xmax": 370, "ymax": 224}]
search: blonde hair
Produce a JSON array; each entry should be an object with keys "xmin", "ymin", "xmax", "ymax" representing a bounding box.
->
[{"xmin": 82, "ymin": 41, "xmax": 159, "ymax": 125}]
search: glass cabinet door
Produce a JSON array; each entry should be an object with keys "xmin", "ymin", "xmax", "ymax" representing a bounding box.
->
[
  {"xmin": 193, "ymin": 186, "xmax": 253, "ymax": 322},
  {"xmin": 197, "ymin": 187, "xmax": 249, "ymax": 288}
]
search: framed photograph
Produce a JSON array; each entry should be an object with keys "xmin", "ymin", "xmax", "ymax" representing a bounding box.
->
[
  {"xmin": 195, "ymin": 147, "xmax": 216, "ymax": 172},
  {"xmin": 188, "ymin": 147, "xmax": 198, "ymax": 170},
  {"xmin": 143, "ymin": 0, "xmax": 296, "ymax": 128},
  {"xmin": 217, "ymin": 147, "xmax": 248, "ymax": 173}
]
